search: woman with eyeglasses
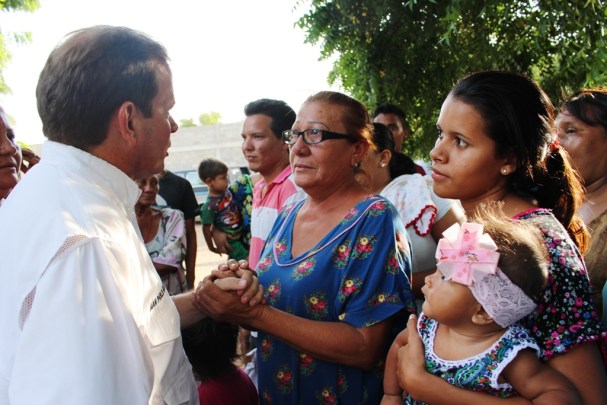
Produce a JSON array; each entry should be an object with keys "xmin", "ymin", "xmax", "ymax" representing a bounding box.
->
[{"xmin": 194, "ymin": 91, "xmax": 415, "ymax": 404}]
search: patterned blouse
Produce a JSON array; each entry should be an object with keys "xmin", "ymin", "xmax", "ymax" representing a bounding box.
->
[
  {"xmin": 514, "ymin": 208, "xmax": 606, "ymax": 361},
  {"xmin": 145, "ymin": 207, "xmax": 187, "ymax": 295},
  {"xmin": 229, "ymin": 174, "xmax": 254, "ymax": 248},
  {"xmin": 407, "ymin": 314, "xmax": 539, "ymax": 404},
  {"xmin": 256, "ymin": 195, "xmax": 415, "ymax": 404}
]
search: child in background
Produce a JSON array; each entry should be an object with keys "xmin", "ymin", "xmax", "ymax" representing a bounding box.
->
[
  {"xmin": 181, "ymin": 318, "xmax": 258, "ymax": 405},
  {"xmin": 382, "ymin": 208, "xmax": 580, "ymax": 404},
  {"xmin": 198, "ymin": 158, "xmax": 248, "ymax": 261}
]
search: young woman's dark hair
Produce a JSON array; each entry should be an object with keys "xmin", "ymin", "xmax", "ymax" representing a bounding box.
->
[
  {"xmin": 450, "ymin": 71, "xmax": 589, "ymax": 253},
  {"xmin": 371, "ymin": 122, "xmax": 416, "ymax": 179}
]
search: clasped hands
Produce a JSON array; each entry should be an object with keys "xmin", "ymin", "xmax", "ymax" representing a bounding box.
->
[{"xmin": 190, "ymin": 259, "xmax": 265, "ymax": 325}]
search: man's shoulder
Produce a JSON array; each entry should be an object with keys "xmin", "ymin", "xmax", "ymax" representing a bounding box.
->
[{"xmin": 160, "ymin": 171, "xmax": 188, "ymax": 186}]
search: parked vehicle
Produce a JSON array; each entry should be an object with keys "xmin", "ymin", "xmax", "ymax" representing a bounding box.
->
[
  {"xmin": 173, "ymin": 169, "xmax": 209, "ymax": 207},
  {"xmin": 173, "ymin": 166, "xmax": 250, "ymax": 207}
]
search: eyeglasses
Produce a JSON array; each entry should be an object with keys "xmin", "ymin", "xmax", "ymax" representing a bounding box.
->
[{"xmin": 282, "ymin": 128, "xmax": 356, "ymax": 145}]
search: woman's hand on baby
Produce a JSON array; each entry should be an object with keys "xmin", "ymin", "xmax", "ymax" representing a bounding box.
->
[{"xmin": 396, "ymin": 315, "xmax": 427, "ymax": 395}]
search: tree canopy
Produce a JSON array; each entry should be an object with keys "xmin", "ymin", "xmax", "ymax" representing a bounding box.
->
[
  {"xmin": 296, "ymin": 0, "xmax": 607, "ymax": 157},
  {"xmin": 199, "ymin": 111, "xmax": 221, "ymax": 126},
  {"xmin": 0, "ymin": 0, "xmax": 40, "ymax": 94},
  {"xmin": 179, "ymin": 118, "xmax": 196, "ymax": 128}
]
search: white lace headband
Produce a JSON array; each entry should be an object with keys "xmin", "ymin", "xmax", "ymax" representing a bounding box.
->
[{"xmin": 435, "ymin": 222, "xmax": 537, "ymax": 328}]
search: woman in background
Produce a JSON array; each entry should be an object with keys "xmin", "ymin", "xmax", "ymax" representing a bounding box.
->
[
  {"xmin": 0, "ymin": 106, "xmax": 23, "ymax": 204},
  {"xmin": 556, "ymin": 88, "xmax": 607, "ymax": 320},
  {"xmin": 359, "ymin": 122, "xmax": 463, "ymax": 300},
  {"xmin": 136, "ymin": 174, "xmax": 188, "ymax": 295}
]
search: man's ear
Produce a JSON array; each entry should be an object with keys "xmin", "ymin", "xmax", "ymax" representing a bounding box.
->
[
  {"xmin": 471, "ymin": 305, "xmax": 495, "ymax": 326},
  {"xmin": 116, "ymin": 101, "xmax": 138, "ymax": 147}
]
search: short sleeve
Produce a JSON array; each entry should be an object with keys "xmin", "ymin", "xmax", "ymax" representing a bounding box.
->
[
  {"xmin": 200, "ymin": 202, "xmax": 215, "ymax": 225},
  {"xmin": 152, "ymin": 209, "xmax": 186, "ymax": 269},
  {"xmin": 337, "ymin": 199, "xmax": 415, "ymax": 328}
]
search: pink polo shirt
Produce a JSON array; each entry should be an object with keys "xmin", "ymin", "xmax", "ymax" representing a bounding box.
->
[{"xmin": 248, "ymin": 165, "xmax": 305, "ymax": 270}]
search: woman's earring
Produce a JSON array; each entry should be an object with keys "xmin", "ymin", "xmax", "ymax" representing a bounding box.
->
[
  {"xmin": 353, "ymin": 161, "xmax": 361, "ymax": 169},
  {"xmin": 380, "ymin": 161, "xmax": 386, "ymax": 168},
  {"xmin": 501, "ymin": 168, "xmax": 508, "ymax": 175}
]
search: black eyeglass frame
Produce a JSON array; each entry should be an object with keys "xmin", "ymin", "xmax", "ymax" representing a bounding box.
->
[{"xmin": 282, "ymin": 128, "xmax": 356, "ymax": 145}]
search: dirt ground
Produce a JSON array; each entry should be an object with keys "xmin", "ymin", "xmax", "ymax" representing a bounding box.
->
[{"xmin": 193, "ymin": 223, "xmax": 229, "ymax": 287}]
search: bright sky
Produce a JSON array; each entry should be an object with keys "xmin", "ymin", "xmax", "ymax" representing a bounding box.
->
[{"xmin": 0, "ymin": 0, "xmax": 339, "ymax": 145}]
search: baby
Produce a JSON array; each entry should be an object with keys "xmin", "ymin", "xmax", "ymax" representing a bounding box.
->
[{"xmin": 382, "ymin": 208, "xmax": 579, "ymax": 404}]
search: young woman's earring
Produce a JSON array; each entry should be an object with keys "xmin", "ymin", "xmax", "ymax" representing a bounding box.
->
[
  {"xmin": 501, "ymin": 168, "xmax": 508, "ymax": 175},
  {"xmin": 380, "ymin": 161, "xmax": 386, "ymax": 168}
]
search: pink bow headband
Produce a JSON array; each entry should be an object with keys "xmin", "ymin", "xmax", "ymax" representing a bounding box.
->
[{"xmin": 436, "ymin": 222, "xmax": 537, "ymax": 327}]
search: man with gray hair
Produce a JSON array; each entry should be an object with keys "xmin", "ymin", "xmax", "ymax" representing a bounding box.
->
[{"xmin": 0, "ymin": 26, "xmax": 257, "ymax": 404}]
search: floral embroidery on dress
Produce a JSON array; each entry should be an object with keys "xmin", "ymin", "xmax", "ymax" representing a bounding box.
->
[
  {"xmin": 337, "ymin": 369, "xmax": 348, "ymax": 394},
  {"xmin": 292, "ymin": 257, "xmax": 316, "ymax": 280},
  {"xmin": 317, "ymin": 386, "xmax": 338, "ymax": 404},
  {"xmin": 304, "ymin": 291, "xmax": 329, "ymax": 320},
  {"xmin": 265, "ymin": 278, "xmax": 282, "ymax": 305},
  {"xmin": 352, "ymin": 235, "xmax": 376, "ymax": 259},
  {"xmin": 299, "ymin": 352, "xmax": 316, "ymax": 376},
  {"xmin": 274, "ymin": 237, "xmax": 288, "ymax": 257},
  {"xmin": 261, "ymin": 390, "xmax": 272, "ymax": 404},
  {"xmin": 341, "ymin": 208, "xmax": 359, "ymax": 225},
  {"xmin": 338, "ymin": 277, "xmax": 363, "ymax": 302},
  {"xmin": 274, "ymin": 364, "xmax": 294, "ymax": 393},
  {"xmin": 368, "ymin": 292, "xmax": 400, "ymax": 307},
  {"xmin": 332, "ymin": 239, "xmax": 352, "ymax": 269},
  {"xmin": 384, "ymin": 248, "xmax": 400, "ymax": 275},
  {"xmin": 261, "ymin": 337, "xmax": 273, "ymax": 361},
  {"xmin": 367, "ymin": 199, "xmax": 388, "ymax": 216},
  {"xmin": 256, "ymin": 254, "xmax": 273, "ymax": 276}
]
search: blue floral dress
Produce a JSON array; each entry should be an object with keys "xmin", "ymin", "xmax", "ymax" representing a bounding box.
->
[
  {"xmin": 515, "ymin": 208, "xmax": 607, "ymax": 361},
  {"xmin": 256, "ymin": 195, "xmax": 416, "ymax": 404},
  {"xmin": 407, "ymin": 314, "xmax": 540, "ymax": 404}
]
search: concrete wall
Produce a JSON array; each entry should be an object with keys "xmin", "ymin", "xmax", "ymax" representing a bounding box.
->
[{"xmin": 164, "ymin": 121, "xmax": 247, "ymax": 172}]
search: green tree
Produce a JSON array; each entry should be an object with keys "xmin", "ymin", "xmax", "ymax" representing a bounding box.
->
[
  {"xmin": 179, "ymin": 118, "xmax": 196, "ymax": 128},
  {"xmin": 0, "ymin": 0, "xmax": 40, "ymax": 94},
  {"xmin": 296, "ymin": 0, "xmax": 607, "ymax": 157},
  {"xmin": 199, "ymin": 111, "xmax": 221, "ymax": 126}
]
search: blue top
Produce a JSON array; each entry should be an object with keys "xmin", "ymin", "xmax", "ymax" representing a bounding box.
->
[{"xmin": 256, "ymin": 195, "xmax": 415, "ymax": 404}]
